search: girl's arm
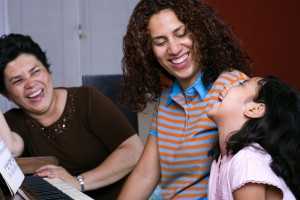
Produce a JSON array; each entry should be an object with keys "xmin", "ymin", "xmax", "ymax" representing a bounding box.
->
[{"xmin": 233, "ymin": 183, "xmax": 282, "ymax": 200}]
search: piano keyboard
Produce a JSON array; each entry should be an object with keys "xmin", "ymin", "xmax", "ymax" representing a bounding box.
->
[
  {"xmin": 44, "ymin": 178, "xmax": 94, "ymax": 200},
  {"xmin": 16, "ymin": 176, "xmax": 94, "ymax": 200}
]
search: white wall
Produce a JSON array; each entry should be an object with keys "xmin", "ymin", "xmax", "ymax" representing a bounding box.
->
[
  {"xmin": 7, "ymin": 0, "xmax": 140, "ymax": 83},
  {"xmin": 0, "ymin": 0, "xmax": 14, "ymax": 112},
  {"xmin": 8, "ymin": 0, "xmax": 82, "ymax": 87},
  {"xmin": 80, "ymin": 0, "xmax": 139, "ymax": 75}
]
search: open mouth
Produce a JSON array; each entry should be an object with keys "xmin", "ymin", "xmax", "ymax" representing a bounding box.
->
[
  {"xmin": 170, "ymin": 52, "xmax": 189, "ymax": 65},
  {"xmin": 27, "ymin": 89, "xmax": 43, "ymax": 99}
]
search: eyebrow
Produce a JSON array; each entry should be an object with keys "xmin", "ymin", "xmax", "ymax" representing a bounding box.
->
[{"xmin": 29, "ymin": 65, "xmax": 39, "ymax": 73}]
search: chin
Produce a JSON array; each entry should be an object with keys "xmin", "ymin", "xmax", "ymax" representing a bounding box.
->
[{"xmin": 29, "ymin": 105, "xmax": 49, "ymax": 115}]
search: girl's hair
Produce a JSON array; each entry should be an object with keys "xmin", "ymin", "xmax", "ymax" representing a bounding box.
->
[
  {"xmin": 227, "ymin": 76, "xmax": 300, "ymax": 198},
  {"xmin": 122, "ymin": 0, "xmax": 251, "ymax": 111}
]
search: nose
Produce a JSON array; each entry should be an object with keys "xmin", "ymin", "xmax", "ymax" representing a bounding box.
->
[
  {"xmin": 24, "ymin": 76, "xmax": 36, "ymax": 89},
  {"xmin": 167, "ymin": 39, "xmax": 181, "ymax": 55}
]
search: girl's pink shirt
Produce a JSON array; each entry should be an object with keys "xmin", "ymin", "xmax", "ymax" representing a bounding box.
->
[{"xmin": 208, "ymin": 144, "xmax": 295, "ymax": 200}]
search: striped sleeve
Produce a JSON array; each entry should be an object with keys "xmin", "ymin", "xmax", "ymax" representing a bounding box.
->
[{"xmin": 149, "ymin": 108, "xmax": 158, "ymax": 137}]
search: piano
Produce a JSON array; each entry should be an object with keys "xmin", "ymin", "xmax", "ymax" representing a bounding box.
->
[
  {"xmin": 11, "ymin": 156, "xmax": 94, "ymax": 200},
  {"xmin": 14, "ymin": 176, "xmax": 93, "ymax": 200}
]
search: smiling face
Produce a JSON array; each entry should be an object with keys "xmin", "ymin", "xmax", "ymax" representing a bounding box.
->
[
  {"xmin": 148, "ymin": 9, "xmax": 200, "ymax": 89},
  {"xmin": 208, "ymin": 77, "xmax": 263, "ymax": 128},
  {"xmin": 4, "ymin": 53, "xmax": 54, "ymax": 116}
]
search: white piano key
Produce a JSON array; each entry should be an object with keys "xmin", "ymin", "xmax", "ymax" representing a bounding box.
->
[{"xmin": 44, "ymin": 178, "xmax": 94, "ymax": 200}]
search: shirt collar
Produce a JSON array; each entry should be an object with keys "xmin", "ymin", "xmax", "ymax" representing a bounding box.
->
[{"xmin": 166, "ymin": 72, "xmax": 209, "ymax": 105}]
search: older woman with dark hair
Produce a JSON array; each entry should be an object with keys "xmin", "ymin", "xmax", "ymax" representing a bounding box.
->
[
  {"xmin": 0, "ymin": 33, "xmax": 143, "ymax": 200},
  {"xmin": 118, "ymin": 0, "xmax": 251, "ymax": 199}
]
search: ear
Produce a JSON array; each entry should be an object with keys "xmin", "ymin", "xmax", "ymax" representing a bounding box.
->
[{"xmin": 244, "ymin": 102, "xmax": 265, "ymax": 118}]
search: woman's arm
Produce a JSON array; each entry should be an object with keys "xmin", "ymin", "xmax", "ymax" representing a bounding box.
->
[
  {"xmin": 35, "ymin": 134, "xmax": 143, "ymax": 191},
  {"xmin": 78, "ymin": 134, "xmax": 143, "ymax": 190},
  {"xmin": 0, "ymin": 111, "xmax": 24, "ymax": 157},
  {"xmin": 118, "ymin": 135, "xmax": 161, "ymax": 200}
]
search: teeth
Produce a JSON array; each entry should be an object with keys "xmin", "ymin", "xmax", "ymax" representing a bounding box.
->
[
  {"xmin": 171, "ymin": 53, "xmax": 188, "ymax": 64},
  {"xmin": 28, "ymin": 89, "xmax": 42, "ymax": 98}
]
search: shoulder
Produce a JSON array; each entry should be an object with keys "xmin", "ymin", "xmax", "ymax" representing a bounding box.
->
[
  {"xmin": 206, "ymin": 70, "xmax": 248, "ymax": 103},
  {"xmin": 208, "ymin": 69, "xmax": 248, "ymax": 96},
  {"xmin": 231, "ymin": 144, "xmax": 271, "ymax": 169},
  {"xmin": 67, "ymin": 86, "xmax": 98, "ymax": 95},
  {"xmin": 235, "ymin": 143, "xmax": 267, "ymax": 155},
  {"xmin": 229, "ymin": 144, "xmax": 283, "ymax": 192},
  {"xmin": 4, "ymin": 108, "xmax": 24, "ymax": 121},
  {"xmin": 72, "ymin": 86, "xmax": 119, "ymax": 111},
  {"xmin": 62, "ymin": 86, "xmax": 107, "ymax": 113},
  {"xmin": 67, "ymin": 86, "xmax": 106, "ymax": 101},
  {"xmin": 213, "ymin": 70, "xmax": 248, "ymax": 87}
]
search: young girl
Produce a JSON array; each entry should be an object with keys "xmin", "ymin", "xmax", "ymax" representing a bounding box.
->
[{"xmin": 208, "ymin": 77, "xmax": 299, "ymax": 200}]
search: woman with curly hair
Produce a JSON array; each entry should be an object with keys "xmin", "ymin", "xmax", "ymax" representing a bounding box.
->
[
  {"xmin": 119, "ymin": 0, "xmax": 251, "ymax": 199},
  {"xmin": 208, "ymin": 77, "xmax": 299, "ymax": 199}
]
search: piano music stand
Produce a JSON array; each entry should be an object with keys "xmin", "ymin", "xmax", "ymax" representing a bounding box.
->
[{"xmin": 16, "ymin": 156, "xmax": 59, "ymax": 175}]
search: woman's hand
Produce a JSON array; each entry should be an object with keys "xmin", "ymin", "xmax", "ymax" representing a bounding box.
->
[{"xmin": 35, "ymin": 165, "xmax": 80, "ymax": 190}]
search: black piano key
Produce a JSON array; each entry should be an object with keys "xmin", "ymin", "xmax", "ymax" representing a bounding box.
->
[{"xmin": 23, "ymin": 175, "xmax": 74, "ymax": 200}]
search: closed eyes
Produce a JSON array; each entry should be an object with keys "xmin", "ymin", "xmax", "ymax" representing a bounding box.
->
[
  {"xmin": 12, "ymin": 78, "xmax": 23, "ymax": 85},
  {"xmin": 238, "ymin": 79, "xmax": 248, "ymax": 86},
  {"xmin": 151, "ymin": 26, "xmax": 187, "ymax": 47}
]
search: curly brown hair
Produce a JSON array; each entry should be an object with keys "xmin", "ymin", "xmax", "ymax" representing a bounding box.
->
[{"xmin": 122, "ymin": 0, "xmax": 251, "ymax": 111}]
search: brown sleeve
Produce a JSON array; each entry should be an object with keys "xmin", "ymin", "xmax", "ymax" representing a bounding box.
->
[{"xmin": 86, "ymin": 86, "xmax": 136, "ymax": 151}]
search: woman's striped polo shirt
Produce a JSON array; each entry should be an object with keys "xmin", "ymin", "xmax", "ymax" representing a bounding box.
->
[{"xmin": 149, "ymin": 70, "xmax": 248, "ymax": 199}]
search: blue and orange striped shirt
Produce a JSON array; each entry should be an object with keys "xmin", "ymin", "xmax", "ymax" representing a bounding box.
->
[{"xmin": 150, "ymin": 70, "xmax": 248, "ymax": 199}]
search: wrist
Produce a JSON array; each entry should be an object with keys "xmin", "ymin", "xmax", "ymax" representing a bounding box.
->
[{"xmin": 76, "ymin": 175, "xmax": 85, "ymax": 192}]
